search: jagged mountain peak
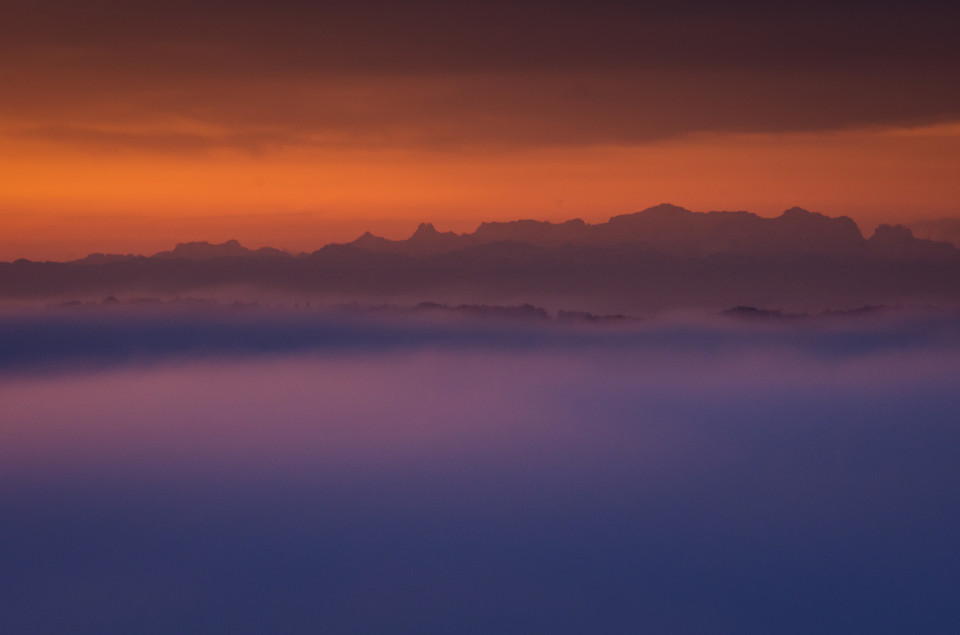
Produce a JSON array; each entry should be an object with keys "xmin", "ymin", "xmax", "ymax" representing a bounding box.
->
[
  {"xmin": 153, "ymin": 239, "xmax": 251, "ymax": 260},
  {"xmin": 781, "ymin": 206, "xmax": 819, "ymax": 218},
  {"xmin": 870, "ymin": 223, "xmax": 915, "ymax": 243},
  {"xmin": 640, "ymin": 203, "xmax": 694, "ymax": 216}
]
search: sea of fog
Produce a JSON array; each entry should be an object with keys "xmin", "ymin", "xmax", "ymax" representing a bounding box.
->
[{"xmin": 1, "ymin": 307, "xmax": 959, "ymax": 633}]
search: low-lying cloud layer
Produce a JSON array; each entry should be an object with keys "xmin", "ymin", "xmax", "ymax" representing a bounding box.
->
[
  {"xmin": 1, "ymin": 308, "xmax": 959, "ymax": 632},
  {"xmin": 1, "ymin": 306, "xmax": 958, "ymax": 373}
]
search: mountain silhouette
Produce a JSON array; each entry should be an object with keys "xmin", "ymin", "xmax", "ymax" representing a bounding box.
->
[
  {"xmin": 3, "ymin": 205, "xmax": 959, "ymax": 312},
  {"xmin": 343, "ymin": 204, "xmax": 873, "ymax": 257},
  {"xmin": 908, "ymin": 218, "xmax": 960, "ymax": 248},
  {"xmin": 152, "ymin": 240, "xmax": 291, "ymax": 260},
  {"xmin": 868, "ymin": 224, "xmax": 959, "ymax": 260}
]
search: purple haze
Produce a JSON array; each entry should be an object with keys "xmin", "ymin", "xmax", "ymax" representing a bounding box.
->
[{"xmin": 1, "ymin": 309, "xmax": 959, "ymax": 633}]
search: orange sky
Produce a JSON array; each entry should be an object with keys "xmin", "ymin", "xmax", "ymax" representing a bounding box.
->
[
  {"xmin": 3, "ymin": 122, "xmax": 959, "ymax": 260},
  {"xmin": 2, "ymin": 0, "xmax": 959, "ymax": 260}
]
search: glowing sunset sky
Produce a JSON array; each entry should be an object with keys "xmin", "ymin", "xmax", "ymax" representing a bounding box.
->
[{"xmin": 3, "ymin": 0, "xmax": 960, "ymax": 260}]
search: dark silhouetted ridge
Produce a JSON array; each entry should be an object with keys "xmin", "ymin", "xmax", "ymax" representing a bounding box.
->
[
  {"xmin": 336, "ymin": 204, "xmax": 870, "ymax": 257},
  {"xmin": 3, "ymin": 204, "xmax": 960, "ymax": 311},
  {"xmin": 151, "ymin": 240, "xmax": 291, "ymax": 260},
  {"xmin": 909, "ymin": 218, "xmax": 960, "ymax": 248},
  {"xmin": 868, "ymin": 224, "xmax": 958, "ymax": 260}
]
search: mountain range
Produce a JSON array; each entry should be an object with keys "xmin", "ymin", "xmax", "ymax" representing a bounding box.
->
[{"xmin": 4, "ymin": 204, "xmax": 959, "ymax": 312}]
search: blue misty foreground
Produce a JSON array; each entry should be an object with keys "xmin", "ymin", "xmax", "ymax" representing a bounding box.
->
[
  {"xmin": 1, "ymin": 307, "xmax": 959, "ymax": 633},
  {"xmin": 0, "ymin": 304, "xmax": 957, "ymax": 371}
]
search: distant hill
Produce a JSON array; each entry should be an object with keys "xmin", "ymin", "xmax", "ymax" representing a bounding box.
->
[
  {"xmin": 148, "ymin": 240, "xmax": 292, "ymax": 260},
  {"xmin": 341, "ymin": 204, "xmax": 871, "ymax": 257},
  {"xmin": 3, "ymin": 205, "xmax": 959, "ymax": 312},
  {"xmin": 909, "ymin": 218, "xmax": 960, "ymax": 248}
]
